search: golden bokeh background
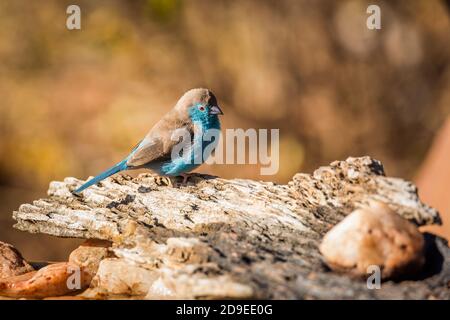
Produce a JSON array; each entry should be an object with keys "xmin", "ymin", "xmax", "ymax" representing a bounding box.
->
[{"xmin": 0, "ymin": 0, "xmax": 449, "ymax": 260}]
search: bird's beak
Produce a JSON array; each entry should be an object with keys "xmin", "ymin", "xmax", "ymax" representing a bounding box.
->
[{"xmin": 209, "ymin": 105, "xmax": 224, "ymax": 115}]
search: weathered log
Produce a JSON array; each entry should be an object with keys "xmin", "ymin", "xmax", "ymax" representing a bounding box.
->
[{"xmin": 10, "ymin": 157, "xmax": 449, "ymax": 299}]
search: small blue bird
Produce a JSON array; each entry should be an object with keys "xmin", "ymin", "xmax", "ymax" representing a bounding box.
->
[{"xmin": 74, "ymin": 88, "xmax": 223, "ymax": 194}]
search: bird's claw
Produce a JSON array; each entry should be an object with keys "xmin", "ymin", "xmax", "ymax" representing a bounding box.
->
[{"xmin": 154, "ymin": 176, "xmax": 173, "ymax": 187}]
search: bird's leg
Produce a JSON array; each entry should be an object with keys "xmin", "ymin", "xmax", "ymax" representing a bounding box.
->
[{"xmin": 179, "ymin": 173, "xmax": 191, "ymax": 185}]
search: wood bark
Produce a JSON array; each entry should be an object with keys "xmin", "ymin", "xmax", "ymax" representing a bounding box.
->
[{"xmin": 11, "ymin": 157, "xmax": 449, "ymax": 299}]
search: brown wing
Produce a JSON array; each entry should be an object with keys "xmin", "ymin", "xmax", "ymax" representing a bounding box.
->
[
  {"xmin": 126, "ymin": 137, "xmax": 166, "ymax": 167},
  {"xmin": 126, "ymin": 109, "xmax": 193, "ymax": 167}
]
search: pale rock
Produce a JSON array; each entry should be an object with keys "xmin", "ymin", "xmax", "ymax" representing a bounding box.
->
[
  {"xmin": 89, "ymin": 258, "xmax": 158, "ymax": 297},
  {"xmin": 68, "ymin": 239, "xmax": 112, "ymax": 279},
  {"xmin": 320, "ymin": 201, "xmax": 425, "ymax": 279}
]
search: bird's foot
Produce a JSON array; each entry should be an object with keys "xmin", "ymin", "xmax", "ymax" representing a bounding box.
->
[
  {"xmin": 154, "ymin": 176, "xmax": 173, "ymax": 187},
  {"xmin": 180, "ymin": 173, "xmax": 191, "ymax": 185},
  {"xmin": 154, "ymin": 174, "xmax": 193, "ymax": 187},
  {"xmin": 172, "ymin": 173, "xmax": 194, "ymax": 187}
]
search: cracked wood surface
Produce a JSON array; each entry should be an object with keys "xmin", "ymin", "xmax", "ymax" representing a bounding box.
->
[{"xmin": 11, "ymin": 157, "xmax": 449, "ymax": 299}]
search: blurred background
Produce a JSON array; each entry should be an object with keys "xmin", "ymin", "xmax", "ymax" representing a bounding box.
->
[{"xmin": 0, "ymin": 0, "xmax": 449, "ymax": 261}]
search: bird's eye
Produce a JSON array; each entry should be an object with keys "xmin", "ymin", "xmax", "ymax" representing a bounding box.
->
[{"xmin": 198, "ymin": 105, "xmax": 206, "ymax": 112}]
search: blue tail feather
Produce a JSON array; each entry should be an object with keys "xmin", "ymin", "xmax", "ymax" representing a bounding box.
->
[{"xmin": 73, "ymin": 159, "xmax": 128, "ymax": 194}]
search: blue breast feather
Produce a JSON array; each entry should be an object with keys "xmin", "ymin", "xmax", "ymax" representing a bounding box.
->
[{"xmin": 157, "ymin": 111, "xmax": 220, "ymax": 176}]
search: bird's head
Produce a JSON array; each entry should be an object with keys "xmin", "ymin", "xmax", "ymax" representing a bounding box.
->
[{"xmin": 175, "ymin": 88, "xmax": 223, "ymax": 123}]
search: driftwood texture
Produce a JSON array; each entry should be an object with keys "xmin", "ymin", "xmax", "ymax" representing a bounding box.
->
[{"xmin": 12, "ymin": 157, "xmax": 449, "ymax": 299}]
